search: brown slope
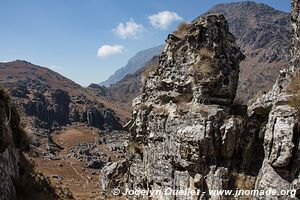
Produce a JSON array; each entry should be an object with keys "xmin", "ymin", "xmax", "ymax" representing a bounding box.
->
[
  {"xmin": 89, "ymin": 56, "xmax": 159, "ymax": 108},
  {"xmin": 0, "ymin": 60, "xmax": 131, "ymax": 121}
]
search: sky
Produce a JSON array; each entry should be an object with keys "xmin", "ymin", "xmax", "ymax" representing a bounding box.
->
[{"xmin": 0, "ymin": 0, "xmax": 291, "ymax": 86}]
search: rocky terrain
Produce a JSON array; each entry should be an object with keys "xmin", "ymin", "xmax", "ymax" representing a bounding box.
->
[
  {"xmin": 0, "ymin": 60, "xmax": 129, "ymax": 154},
  {"xmin": 94, "ymin": 1, "xmax": 291, "ymax": 109},
  {"xmin": 0, "ymin": 61, "xmax": 131, "ymax": 199},
  {"xmin": 100, "ymin": 1, "xmax": 300, "ymax": 200},
  {"xmin": 0, "ymin": 1, "xmax": 297, "ymax": 200}
]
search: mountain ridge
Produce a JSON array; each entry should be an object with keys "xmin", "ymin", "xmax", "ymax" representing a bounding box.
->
[{"xmin": 99, "ymin": 45, "xmax": 164, "ymax": 87}]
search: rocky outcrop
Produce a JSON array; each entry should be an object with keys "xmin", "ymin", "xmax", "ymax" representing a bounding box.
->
[
  {"xmin": 100, "ymin": 2, "xmax": 300, "ymax": 199},
  {"xmin": 203, "ymin": 1, "xmax": 291, "ymax": 104},
  {"xmin": 23, "ymin": 88, "xmax": 123, "ymax": 130},
  {"xmin": 25, "ymin": 89, "xmax": 71, "ymax": 126},
  {"xmin": 247, "ymin": 1, "xmax": 300, "ymax": 199},
  {"xmin": 101, "ymin": 14, "xmax": 261, "ymax": 199},
  {"xmin": 0, "ymin": 89, "xmax": 23, "ymax": 200}
]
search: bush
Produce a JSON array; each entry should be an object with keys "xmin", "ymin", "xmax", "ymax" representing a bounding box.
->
[
  {"xmin": 15, "ymin": 155, "xmax": 59, "ymax": 200},
  {"xmin": 0, "ymin": 87, "xmax": 11, "ymax": 103},
  {"xmin": 173, "ymin": 22, "xmax": 190, "ymax": 39},
  {"xmin": 141, "ymin": 59, "xmax": 159, "ymax": 86},
  {"xmin": 153, "ymin": 106, "xmax": 168, "ymax": 115},
  {"xmin": 192, "ymin": 48, "xmax": 215, "ymax": 82}
]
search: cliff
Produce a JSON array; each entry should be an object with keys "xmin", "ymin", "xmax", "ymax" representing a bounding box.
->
[
  {"xmin": 100, "ymin": 1, "xmax": 300, "ymax": 199},
  {"xmin": 0, "ymin": 88, "xmax": 58, "ymax": 200}
]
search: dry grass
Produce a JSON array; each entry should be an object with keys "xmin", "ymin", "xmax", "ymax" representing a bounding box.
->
[
  {"xmin": 288, "ymin": 73, "xmax": 300, "ymax": 115},
  {"xmin": 191, "ymin": 48, "xmax": 215, "ymax": 82},
  {"xmin": 141, "ymin": 59, "xmax": 159, "ymax": 86},
  {"xmin": 128, "ymin": 142, "xmax": 144, "ymax": 156},
  {"xmin": 153, "ymin": 106, "xmax": 169, "ymax": 115},
  {"xmin": 173, "ymin": 22, "xmax": 190, "ymax": 39},
  {"xmin": 191, "ymin": 60, "xmax": 214, "ymax": 81},
  {"xmin": 198, "ymin": 48, "xmax": 214, "ymax": 60}
]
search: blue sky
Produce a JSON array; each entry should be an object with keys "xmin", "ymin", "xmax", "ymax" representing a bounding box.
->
[{"xmin": 0, "ymin": 0, "xmax": 290, "ymax": 86}]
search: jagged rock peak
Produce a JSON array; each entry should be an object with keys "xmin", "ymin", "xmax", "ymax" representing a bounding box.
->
[
  {"xmin": 102, "ymin": 14, "xmax": 254, "ymax": 199},
  {"xmin": 140, "ymin": 14, "xmax": 245, "ymax": 108}
]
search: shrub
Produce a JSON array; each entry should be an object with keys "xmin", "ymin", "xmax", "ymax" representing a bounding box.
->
[
  {"xmin": 153, "ymin": 106, "xmax": 168, "ymax": 115},
  {"xmin": 0, "ymin": 87, "xmax": 10, "ymax": 103},
  {"xmin": 192, "ymin": 48, "xmax": 215, "ymax": 82},
  {"xmin": 173, "ymin": 22, "xmax": 190, "ymax": 39},
  {"xmin": 198, "ymin": 48, "xmax": 214, "ymax": 60},
  {"xmin": 141, "ymin": 59, "xmax": 159, "ymax": 86}
]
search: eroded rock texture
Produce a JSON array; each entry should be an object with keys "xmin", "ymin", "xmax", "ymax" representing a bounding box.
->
[
  {"xmin": 249, "ymin": 1, "xmax": 300, "ymax": 199},
  {"xmin": 100, "ymin": 1, "xmax": 300, "ymax": 199},
  {"xmin": 0, "ymin": 90, "xmax": 28, "ymax": 200},
  {"xmin": 101, "ymin": 14, "xmax": 262, "ymax": 199}
]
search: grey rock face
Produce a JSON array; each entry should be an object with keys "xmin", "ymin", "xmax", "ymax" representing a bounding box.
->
[
  {"xmin": 25, "ymin": 89, "xmax": 71, "ymax": 126},
  {"xmin": 292, "ymin": 0, "xmax": 300, "ymax": 68},
  {"xmin": 0, "ymin": 90, "xmax": 28, "ymax": 200},
  {"xmin": 100, "ymin": 3, "xmax": 300, "ymax": 199},
  {"xmin": 115, "ymin": 14, "xmax": 263, "ymax": 200}
]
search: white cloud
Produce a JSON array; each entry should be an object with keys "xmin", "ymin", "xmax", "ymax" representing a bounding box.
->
[
  {"xmin": 97, "ymin": 45, "xmax": 124, "ymax": 58},
  {"xmin": 148, "ymin": 11, "xmax": 183, "ymax": 30},
  {"xmin": 114, "ymin": 19, "xmax": 144, "ymax": 39}
]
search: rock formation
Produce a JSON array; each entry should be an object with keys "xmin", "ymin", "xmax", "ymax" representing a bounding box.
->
[
  {"xmin": 0, "ymin": 88, "xmax": 25, "ymax": 199},
  {"xmin": 100, "ymin": 1, "xmax": 300, "ymax": 199},
  {"xmin": 248, "ymin": 0, "xmax": 300, "ymax": 198},
  {"xmin": 94, "ymin": 2, "xmax": 291, "ymax": 109}
]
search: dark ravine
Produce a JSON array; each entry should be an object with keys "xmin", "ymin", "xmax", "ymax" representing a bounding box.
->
[{"xmin": 100, "ymin": 1, "xmax": 300, "ymax": 200}]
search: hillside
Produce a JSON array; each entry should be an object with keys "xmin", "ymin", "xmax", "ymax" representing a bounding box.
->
[
  {"xmin": 99, "ymin": 45, "xmax": 163, "ymax": 87},
  {"xmin": 0, "ymin": 60, "xmax": 130, "ymax": 121},
  {"xmin": 0, "ymin": 60, "xmax": 131, "ymax": 199},
  {"xmin": 89, "ymin": 56, "xmax": 159, "ymax": 107}
]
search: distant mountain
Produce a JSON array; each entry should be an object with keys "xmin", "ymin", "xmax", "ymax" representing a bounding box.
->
[
  {"xmin": 99, "ymin": 45, "xmax": 164, "ymax": 87},
  {"xmin": 202, "ymin": 1, "xmax": 291, "ymax": 103},
  {"xmin": 95, "ymin": 1, "xmax": 291, "ymax": 108}
]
